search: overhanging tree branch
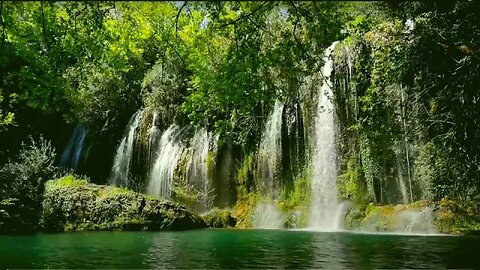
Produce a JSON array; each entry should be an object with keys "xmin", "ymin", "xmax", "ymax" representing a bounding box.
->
[
  {"xmin": 1, "ymin": 0, "xmax": 5, "ymax": 53},
  {"xmin": 175, "ymin": 1, "xmax": 187, "ymax": 39}
]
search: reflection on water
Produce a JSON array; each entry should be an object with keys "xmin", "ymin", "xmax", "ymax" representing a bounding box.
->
[{"xmin": 1, "ymin": 230, "xmax": 479, "ymax": 269}]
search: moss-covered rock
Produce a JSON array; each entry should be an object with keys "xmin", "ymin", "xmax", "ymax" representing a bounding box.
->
[
  {"xmin": 41, "ymin": 175, "xmax": 206, "ymax": 232},
  {"xmin": 345, "ymin": 200, "xmax": 435, "ymax": 232},
  {"xmin": 234, "ymin": 193, "xmax": 258, "ymax": 229},
  {"xmin": 202, "ymin": 208, "xmax": 236, "ymax": 228},
  {"xmin": 435, "ymin": 198, "xmax": 480, "ymax": 235},
  {"xmin": 344, "ymin": 199, "xmax": 480, "ymax": 235}
]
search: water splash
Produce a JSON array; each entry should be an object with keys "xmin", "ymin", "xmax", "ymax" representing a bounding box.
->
[
  {"xmin": 308, "ymin": 42, "xmax": 345, "ymax": 231},
  {"xmin": 60, "ymin": 125, "xmax": 87, "ymax": 170},
  {"xmin": 257, "ymin": 100, "xmax": 284, "ymax": 197},
  {"xmin": 110, "ymin": 109, "xmax": 143, "ymax": 187},
  {"xmin": 396, "ymin": 207, "xmax": 437, "ymax": 234},
  {"xmin": 253, "ymin": 202, "xmax": 285, "ymax": 229},
  {"xmin": 148, "ymin": 124, "xmax": 186, "ymax": 199}
]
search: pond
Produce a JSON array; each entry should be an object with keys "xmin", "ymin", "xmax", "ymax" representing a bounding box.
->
[{"xmin": 1, "ymin": 229, "xmax": 479, "ymax": 269}]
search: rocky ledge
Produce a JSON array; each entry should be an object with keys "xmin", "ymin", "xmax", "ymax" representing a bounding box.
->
[{"xmin": 42, "ymin": 175, "xmax": 206, "ymax": 232}]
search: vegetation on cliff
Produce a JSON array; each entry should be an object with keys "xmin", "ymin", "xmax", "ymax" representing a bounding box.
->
[{"xmin": 1, "ymin": 1, "xmax": 480, "ymax": 234}]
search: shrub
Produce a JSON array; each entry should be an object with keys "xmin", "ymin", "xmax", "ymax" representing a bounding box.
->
[{"xmin": 0, "ymin": 136, "xmax": 57, "ymax": 233}]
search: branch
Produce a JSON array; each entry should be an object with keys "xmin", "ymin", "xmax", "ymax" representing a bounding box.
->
[
  {"xmin": 1, "ymin": 0, "xmax": 5, "ymax": 53},
  {"xmin": 151, "ymin": 20, "xmax": 186, "ymax": 67},
  {"xmin": 290, "ymin": 2, "xmax": 315, "ymax": 65},
  {"xmin": 246, "ymin": 16, "xmax": 274, "ymax": 38},
  {"xmin": 40, "ymin": 1, "xmax": 50, "ymax": 52},
  {"xmin": 175, "ymin": 1, "xmax": 187, "ymax": 39}
]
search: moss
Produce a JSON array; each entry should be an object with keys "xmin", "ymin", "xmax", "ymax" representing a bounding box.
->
[
  {"xmin": 344, "ymin": 198, "xmax": 480, "ymax": 234},
  {"xmin": 203, "ymin": 208, "xmax": 236, "ymax": 228},
  {"xmin": 206, "ymin": 151, "xmax": 217, "ymax": 180},
  {"xmin": 234, "ymin": 192, "xmax": 258, "ymax": 229},
  {"xmin": 345, "ymin": 201, "xmax": 434, "ymax": 232},
  {"xmin": 41, "ymin": 175, "xmax": 206, "ymax": 232},
  {"xmin": 338, "ymin": 157, "xmax": 369, "ymax": 204},
  {"xmin": 278, "ymin": 172, "xmax": 311, "ymax": 228},
  {"xmin": 52, "ymin": 175, "xmax": 88, "ymax": 188},
  {"xmin": 435, "ymin": 198, "xmax": 480, "ymax": 235},
  {"xmin": 236, "ymin": 152, "xmax": 254, "ymax": 198}
]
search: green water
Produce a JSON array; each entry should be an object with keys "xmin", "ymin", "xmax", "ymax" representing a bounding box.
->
[{"xmin": 1, "ymin": 229, "xmax": 479, "ymax": 269}]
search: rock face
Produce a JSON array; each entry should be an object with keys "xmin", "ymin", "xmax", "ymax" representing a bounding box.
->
[{"xmin": 42, "ymin": 175, "xmax": 206, "ymax": 232}]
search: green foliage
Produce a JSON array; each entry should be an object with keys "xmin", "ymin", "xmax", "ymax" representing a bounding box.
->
[
  {"xmin": 1, "ymin": 1, "xmax": 480, "ymax": 232},
  {"xmin": 0, "ymin": 136, "xmax": 57, "ymax": 233},
  {"xmin": 236, "ymin": 152, "xmax": 255, "ymax": 197},
  {"xmin": 279, "ymin": 173, "xmax": 310, "ymax": 212},
  {"xmin": 142, "ymin": 58, "xmax": 189, "ymax": 126},
  {"xmin": 436, "ymin": 198, "xmax": 480, "ymax": 234},
  {"xmin": 0, "ymin": 91, "xmax": 15, "ymax": 131},
  {"xmin": 338, "ymin": 157, "xmax": 368, "ymax": 204},
  {"xmin": 278, "ymin": 173, "xmax": 310, "ymax": 228}
]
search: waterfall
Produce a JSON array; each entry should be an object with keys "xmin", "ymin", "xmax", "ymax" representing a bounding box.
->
[
  {"xmin": 110, "ymin": 109, "xmax": 143, "ymax": 187},
  {"xmin": 147, "ymin": 124, "xmax": 186, "ymax": 199},
  {"xmin": 400, "ymin": 87, "xmax": 414, "ymax": 203},
  {"xmin": 60, "ymin": 124, "xmax": 87, "ymax": 170},
  {"xmin": 257, "ymin": 100, "xmax": 284, "ymax": 196},
  {"xmin": 148, "ymin": 112, "xmax": 161, "ymax": 165},
  {"xmin": 308, "ymin": 42, "xmax": 345, "ymax": 231},
  {"xmin": 186, "ymin": 128, "xmax": 214, "ymax": 210},
  {"xmin": 254, "ymin": 100, "xmax": 284, "ymax": 229}
]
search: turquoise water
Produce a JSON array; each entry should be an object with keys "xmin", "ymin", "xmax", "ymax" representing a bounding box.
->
[{"xmin": 1, "ymin": 229, "xmax": 479, "ymax": 269}]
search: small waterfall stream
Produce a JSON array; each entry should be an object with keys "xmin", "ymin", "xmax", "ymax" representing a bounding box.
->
[
  {"xmin": 308, "ymin": 42, "xmax": 346, "ymax": 231},
  {"xmin": 186, "ymin": 128, "xmax": 215, "ymax": 211},
  {"xmin": 60, "ymin": 124, "xmax": 87, "ymax": 170},
  {"xmin": 148, "ymin": 112, "xmax": 162, "ymax": 165},
  {"xmin": 147, "ymin": 124, "xmax": 186, "ymax": 199},
  {"xmin": 257, "ymin": 100, "xmax": 284, "ymax": 196},
  {"xmin": 254, "ymin": 100, "xmax": 285, "ymax": 229},
  {"xmin": 110, "ymin": 109, "xmax": 144, "ymax": 187}
]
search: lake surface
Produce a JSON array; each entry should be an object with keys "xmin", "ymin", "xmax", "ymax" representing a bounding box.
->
[{"xmin": 1, "ymin": 229, "xmax": 479, "ymax": 269}]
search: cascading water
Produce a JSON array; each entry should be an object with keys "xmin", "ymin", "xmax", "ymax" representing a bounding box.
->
[
  {"xmin": 60, "ymin": 124, "xmax": 87, "ymax": 170},
  {"xmin": 110, "ymin": 109, "xmax": 143, "ymax": 187},
  {"xmin": 257, "ymin": 100, "xmax": 284, "ymax": 195},
  {"xmin": 148, "ymin": 112, "xmax": 161, "ymax": 165},
  {"xmin": 147, "ymin": 124, "xmax": 186, "ymax": 199},
  {"xmin": 308, "ymin": 41, "xmax": 346, "ymax": 231},
  {"xmin": 186, "ymin": 128, "xmax": 214, "ymax": 210},
  {"xmin": 254, "ymin": 100, "xmax": 285, "ymax": 229},
  {"xmin": 395, "ymin": 143, "xmax": 410, "ymax": 204}
]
